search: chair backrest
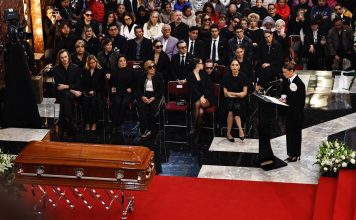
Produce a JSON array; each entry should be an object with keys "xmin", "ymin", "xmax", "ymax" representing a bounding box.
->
[
  {"xmin": 167, "ymin": 81, "xmax": 189, "ymax": 102},
  {"xmin": 127, "ymin": 60, "xmax": 144, "ymax": 69},
  {"xmin": 212, "ymin": 83, "xmax": 220, "ymax": 107},
  {"xmin": 215, "ymin": 64, "xmax": 227, "ymax": 79}
]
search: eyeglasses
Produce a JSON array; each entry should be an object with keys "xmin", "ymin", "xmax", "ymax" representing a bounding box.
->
[
  {"xmin": 85, "ymin": 13, "xmax": 92, "ymax": 17},
  {"xmin": 148, "ymin": 65, "xmax": 156, "ymax": 69},
  {"xmin": 155, "ymin": 45, "xmax": 163, "ymax": 49}
]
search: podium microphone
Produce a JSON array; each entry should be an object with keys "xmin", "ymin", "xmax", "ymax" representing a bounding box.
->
[{"xmin": 269, "ymin": 78, "xmax": 283, "ymax": 84}]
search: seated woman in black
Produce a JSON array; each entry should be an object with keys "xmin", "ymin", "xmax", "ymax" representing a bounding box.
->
[
  {"xmin": 151, "ymin": 40, "xmax": 171, "ymax": 85},
  {"xmin": 222, "ymin": 59, "xmax": 248, "ymax": 142},
  {"xmin": 110, "ymin": 55, "xmax": 135, "ymax": 133},
  {"xmin": 187, "ymin": 58, "xmax": 213, "ymax": 135},
  {"xmin": 82, "ymin": 55, "xmax": 104, "ymax": 131},
  {"xmin": 136, "ymin": 60, "xmax": 164, "ymax": 138}
]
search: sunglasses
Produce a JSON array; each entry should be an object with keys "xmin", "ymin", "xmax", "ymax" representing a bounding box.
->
[
  {"xmin": 179, "ymin": 46, "xmax": 187, "ymax": 49},
  {"xmin": 204, "ymin": 18, "xmax": 211, "ymax": 21},
  {"xmin": 233, "ymin": 20, "xmax": 239, "ymax": 23},
  {"xmin": 85, "ymin": 13, "xmax": 92, "ymax": 17},
  {"xmin": 148, "ymin": 65, "xmax": 156, "ymax": 69},
  {"xmin": 155, "ymin": 45, "xmax": 163, "ymax": 49},
  {"xmin": 124, "ymin": 17, "xmax": 132, "ymax": 20}
]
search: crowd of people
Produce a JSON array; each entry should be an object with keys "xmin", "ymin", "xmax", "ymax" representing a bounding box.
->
[{"xmin": 45, "ymin": 0, "xmax": 356, "ymax": 140}]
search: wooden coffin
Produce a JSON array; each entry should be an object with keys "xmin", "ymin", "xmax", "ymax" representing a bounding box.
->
[{"xmin": 14, "ymin": 141, "xmax": 155, "ymax": 190}]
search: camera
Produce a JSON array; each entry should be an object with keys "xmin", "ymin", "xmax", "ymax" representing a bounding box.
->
[{"xmin": 4, "ymin": 8, "xmax": 29, "ymax": 42}]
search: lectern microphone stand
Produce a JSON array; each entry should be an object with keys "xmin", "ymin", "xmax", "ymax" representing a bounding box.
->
[{"xmin": 254, "ymin": 93, "xmax": 288, "ymax": 171}]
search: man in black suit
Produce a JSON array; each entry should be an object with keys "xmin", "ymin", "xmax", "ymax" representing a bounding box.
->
[
  {"xmin": 53, "ymin": 49, "xmax": 82, "ymax": 134},
  {"xmin": 281, "ymin": 62, "xmax": 306, "ymax": 162},
  {"xmin": 185, "ymin": 26, "xmax": 204, "ymax": 60},
  {"xmin": 228, "ymin": 24, "xmax": 254, "ymax": 61},
  {"xmin": 170, "ymin": 40, "xmax": 194, "ymax": 84},
  {"xmin": 126, "ymin": 26, "xmax": 153, "ymax": 61},
  {"xmin": 256, "ymin": 30, "xmax": 283, "ymax": 90},
  {"xmin": 303, "ymin": 20, "xmax": 326, "ymax": 70},
  {"xmin": 108, "ymin": 23, "xmax": 128, "ymax": 56},
  {"xmin": 170, "ymin": 10, "xmax": 189, "ymax": 40},
  {"xmin": 205, "ymin": 24, "xmax": 230, "ymax": 66}
]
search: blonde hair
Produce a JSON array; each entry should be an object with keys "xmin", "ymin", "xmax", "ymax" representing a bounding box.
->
[
  {"xmin": 275, "ymin": 19, "xmax": 285, "ymax": 27},
  {"xmin": 247, "ymin": 13, "xmax": 260, "ymax": 22},
  {"xmin": 75, "ymin": 39, "xmax": 86, "ymax": 48},
  {"xmin": 85, "ymin": 55, "xmax": 102, "ymax": 70},
  {"xmin": 143, "ymin": 60, "xmax": 155, "ymax": 71}
]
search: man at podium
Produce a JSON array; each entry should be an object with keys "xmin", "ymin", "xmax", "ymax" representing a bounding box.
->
[{"xmin": 280, "ymin": 62, "xmax": 306, "ymax": 162}]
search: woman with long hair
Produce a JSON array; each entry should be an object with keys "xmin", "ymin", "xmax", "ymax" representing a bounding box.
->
[
  {"xmin": 82, "ymin": 55, "xmax": 104, "ymax": 131},
  {"xmin": 143, "ymin": 11, "xmax": 164, "ymax": 40},
  {"xmin": 222, "ymin": 59, "xmax": 248, "ymax": 142},
  {"xmin": 187, "ymin": 58, "xmax": 213, "ymax": 135},
  {"xmin": 136, "ymin": 60, "xmax": 164, "ymax": 138},
  {"xmin": 199, "ymin": 13, "xmax": 213, "ymax": 41},
  {"xmin": 203, "ymin": 2, "xmax": 219, "ymax": 24},
  {"xmin": 151, "ymin": 40, "xmax": 171, "ymax": 84},
  {"xmin": 120, "ymin": 13, "xmax": 137, "ymax": 40},
  {"xmin": 102, "ymin": 11, "xmax": 121, "ymax": 37}
]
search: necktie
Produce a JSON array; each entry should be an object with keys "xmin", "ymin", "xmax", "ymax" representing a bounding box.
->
[
  {"xmin": 238, "ymin": 39, "xmax": 241, "ymax": 45},
  {"xmin": 268, "ymin": 45, "xmax": 271, "ymax": 55},
  {"xmin": 180, "ymin": 55, "xmax": 185, "ymax": 67},
  {"xmin": 212, "ymin": 40, "xmax": 217, "ymax": 62},
  {"xmin": 189, "ymin": 41, "xmax": 194, "ymax": 55}
]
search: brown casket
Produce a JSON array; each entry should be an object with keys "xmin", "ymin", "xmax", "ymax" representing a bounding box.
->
[{"xmin": 14, "ymin": 141, "xmax": 155, "ymax": 190}]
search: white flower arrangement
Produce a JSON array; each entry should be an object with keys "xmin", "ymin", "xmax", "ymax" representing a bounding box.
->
[
  {"xmin": 0, "ymin": 149, "xmax": 16, "ymax": 175},
  {"xmin": 315, "ymin": 140, "xmax": 355, "ymax": 176}
]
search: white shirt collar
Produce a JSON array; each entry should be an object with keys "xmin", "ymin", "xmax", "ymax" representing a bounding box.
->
[{"xmin": 289, "ymin": 74, "xmax": 297, "ymax": 83}]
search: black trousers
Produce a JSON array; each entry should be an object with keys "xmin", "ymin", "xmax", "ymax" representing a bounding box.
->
[
  {"xmin": 58, "ymin": 90, "xmax": 76, "ymax": 131},
  {"xmin": 137, "ymin": 95, "xmax": 161, "ymax": 132},
  {"xmin": 82, "ymin": 94, "xmax": 101, "ymax": 124},
  {"xmin": 286, "ymin": 117, "xmax": 302, "ymax": 157},
  {"xmin": 111, "ymin": 94, "xmax": 132, "ymax": 127}
]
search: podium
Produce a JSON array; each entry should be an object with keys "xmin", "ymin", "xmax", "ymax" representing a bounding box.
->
[{"xmin": 254, "ymin": 94, "xmax": 288, "ymax": 171}]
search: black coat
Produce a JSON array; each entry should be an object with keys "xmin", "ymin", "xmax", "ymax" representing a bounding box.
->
[
  {"xmin": 150, "ymin": 52, "xmax": 171, "ymax": 82},
  {"xmin": 126, "ymin": 37, "xmax": 153, "ymax": 61},
  {"xmin": 81, "ymin": 68, "xmax": 104, "ymax": 96},
  {"xmin": 42, "ymin": 16, "xmax": 56, "ymax": 49},
  {"xmin": 84, "ymin": 37, "xmax": 101, "ymax": 56},
  {"xmin": 282, "ymin": 75, "xmax": 306, "ymax": 123},
  {"xmin": 185, "ymin": 38, "xmax": 205, "ymax": 60},
  {"xmin": 228, "ymin": 36, "xmax": 254, "ymax": 61},
  {"xmin": 55, "ymin": 34, "xmax": 80, "ymax": 55},
  {"xmin": 53, "ymin": 63, "xmax": 82, "ymax": 91},
  {"xmin": 205, "ymin": 37, "xmax": 230, "ymax": 65},
  {"xmin": 135, "ymin": 72, "xmax": 164, "ymax": 99},
  {"xmin": 74, "ymin": 20, "xmax": 100, "ymax": 37},
  {"xmin": 110, "ymin": 67, "xmax": 136, "ymax": 96},
  {"xmin": 97, "ymin": 50, "xmax": 120, "ymax": 74},
  {"xmin": 112, "ymin": 35, "xmax": 128, "ymax": 56},
  {"xmin": 170, "ymin": 53, "xmax": 194, "ymax": 80},
  {"xmin": 170, "ymin": 22, "xmax": 189, "ymax": 40}
]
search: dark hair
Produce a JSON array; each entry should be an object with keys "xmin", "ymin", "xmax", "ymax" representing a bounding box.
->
[
  {"xmin": 101, "ymin": 37, "xmax": 112, "ymax": 46},
  {"xmin": 210, "ymin": 24, "xmax": 219, "ymax": 31},
  {"xmin": 103, "ymin": 11, "xmax": 117, "ymax": 25},
  {"xmin": 283, "ymin": 61, "xmax": 296, "ymax": 71},
  {"xmin": 203, "ymin": 2, "xmax": 216, "ymax": 15},
  {"xmin": 176, "ymin": 39, "xmax": 186, "ymax": 48},
  {"xmin": 182, "ymin": 5, "xmax": 192, "ymax": 15},
  {"xmin": 152, "ymin": 39, "xmax": 160, "ymax": 46},
  {"xmin": 205, "ymin": 58, "xmax": 214, "ymax": 64},
  {"xmin": 108, "ymin": 22, "xmax": 119, "ymax": 29},
  {"xmin": 56, "ymin": 49, "xmax": 71, "ymax": 66},
  {"xmin": 134, "ymin": 25, "xmax": 143, "ymax": 31},
  {"xmin": 264, "ymin": 29, "xmax": 273, "ymax": 35},
  {"xmin": 234, "ymin": 24, "xmax": 243, "ymax": 31},
  {"xmin": 230, "ymin": 58, "xmax": 241, "ymax": 66},
  {"xmin": 191, "ymin": 58, "xmax": 202, "ymax": 69},
  {"xmin": 268, "ymin": 3, "xmax": 275, "ymax": 8},
  {"xmin": 189, "ymin": 26, "xmax": 200, "ymax": 32},
  {"xmin": 235, "ymin": 45, "xmax": 245, "ymax": 50},
  {"xmin": 333, "ymin": 17, "xmax": 343, "ymax": 24},
  {"xmin": 334, "ymin": 3, "xmax": 342, "ymax": 8},
  {"xmin": 123, "ymin": 12, "xmax": 135, "ymax": 24}
]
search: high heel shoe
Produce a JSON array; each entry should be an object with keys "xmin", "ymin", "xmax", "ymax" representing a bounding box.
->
[
  {"xmin": 226, "ymin": 136, "xmax": 235, "ymax": 142},
  {"xmin": 284, "ymin": 156, "xmax": 300, "ymax": 162},
  {"xmin": 238, "ymin": 136, "xmax": 245, "ymax": 141}
]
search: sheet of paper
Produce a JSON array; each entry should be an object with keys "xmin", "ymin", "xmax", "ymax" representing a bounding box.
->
[{"xmin": 261, "ymin": 95, "xmax": 289, "ymax": 106}]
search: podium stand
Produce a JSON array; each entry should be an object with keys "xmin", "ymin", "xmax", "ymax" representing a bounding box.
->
[{"xmin": 254, "ymin": 94, "xmax": 288, "ymax": 171}]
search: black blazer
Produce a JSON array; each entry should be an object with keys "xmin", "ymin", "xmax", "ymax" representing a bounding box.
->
[
  {"xmin": 205, "ymin": 37, "xmax": 230, "ymax": 66},
  {"xmin": 126, "ymin": 37, "xmax": 153, "ymax": 61},
  {"xmin": 81, "ymin": 68, "xmax": 104, "ymax": 96},
  {"xmin": 282, "ymin": 75, "xmax": 306, "ymax": 123},
  {"xmin": 303, "ymin": 29, "xmax": 326, "ymax": 57},
  {"xmin": 170, "ymin": 22, "xmax": 189, "ymax": 40},
  {"xmin": 184, "ymin": 38, "xmax": 205, "ymax": 60},
  {"xmin": 110, "ymin": 67, "xmax": 136, "ymax": 96},
  {"xmin": 170, "ymin": 53, "xmax": 194, "ymax": 80},
  {"xmin": 84, "ymin": 37, "xmax": 101, "ymax": 56},
  {"xmin": 150, "ymin": 52, "xmax": 171, "ymax": 82},
  {"xmin": 187, "ymin": 71, "xmax": 213, "ymax": 103},
  {"xmin": 112, "ymin": 35, "xmax": 128, "ymax": 56},
  {"xmin": 257, "ymin": 41, "xmax": 284, "ymax": 73},
  {"xmin": 53, "ymin": 63, "xmax": 82, "ymax": 91},
  {"xmin": 228, "ymin": 36, "xmax": 254, "ymax": 61},
  {"xmin": 135, "ymin": 72, "xmax": 164, "ymax": 99}
]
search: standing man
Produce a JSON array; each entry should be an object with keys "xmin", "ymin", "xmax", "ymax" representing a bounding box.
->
[
  {"xmin": 281, "ymin": 62, "xmax": 306, "ymax": 162},
  {"xmin": 205, "ymin": 24, "xmax": 230, "ymax": 66},
  {"xmin": 156, "ymin": 24, "xmax": 179, "ymax": 60},
  {"xmin": 185, "ymin": 26, "xmax": 205, "ymax": 60},
  {"xmin": 53, "ymin": 49, "xmax": 82, "ymax": 134}
]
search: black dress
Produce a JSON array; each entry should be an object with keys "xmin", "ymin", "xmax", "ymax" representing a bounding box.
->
[
  {"xmin": 82, "ymin": 68, "xmax": 104, "ymax": 124},
  {"xmin": 187, "ymin": 71, "xmax": 214, "ymax": 105},
  {"xmin": 222, "ymin": 71, "xmax": 249, "ymax": 117}
]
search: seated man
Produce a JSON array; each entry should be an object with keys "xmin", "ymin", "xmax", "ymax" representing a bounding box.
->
[
  {"xmin": 126, "ymin": 25, "xmax": 153, "ymax": 62},
  {"xmin": 53, "ymin": 49, "xmax": 82, "ymax": 134}
]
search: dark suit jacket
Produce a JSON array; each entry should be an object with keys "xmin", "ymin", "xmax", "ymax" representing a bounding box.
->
[
  {"xmin": 126, "ymin": 37, "xmax": 153, "ymax": 61},
  {"xmin": 303, "ymin": 29, "xmax": 326, "ymax": 57},
  {"xmin": 135, "ymin": 72, "xmax": 164, "ymax": 99},
  {"xmin": 170, "ymin": 53, "xmax": 194, "ymax": 80},
  {"xmin": 205, "ymin": 37, "xmax": 230, "ymax": 65},
  {"xmin": 187, "ymin": 71, "xmax": 213, "ymax": 103},
  {"xmin": 326, "ymin": 25, "xmax": 354, "ymax": 57},
  {"xmin": 112, "ymin": 35, "xmax": 128, "ymax": 56},
  {"xmin": 53, "ymin": 63, "xmax": 82, "ymax": 91},
  {"xmin": 185, "ymin": 38, "xmax": 205, "ymax": 60},
  {"xmin": 170, "ymin": 22, "xmax": 189, "ymax": 40},
  {"xmin": 81, "ymin": 68, "xmax": 104, "ymax": 96},
  {"xmin": 124, "ymin": 0, "xmax": 138, "ymax": 15},
  {"xmin": 228, "ymin": 36, "xmax": 254, "ymax": 61},
  {"xmin": 150, "ymin": 52, "xmax": 171, "ymax": 82},
  {"xmin": 282, "ymin": 75, "xmax": 306, "ymax": 124}
]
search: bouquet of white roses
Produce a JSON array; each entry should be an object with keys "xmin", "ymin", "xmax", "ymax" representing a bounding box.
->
[{"xmin": 315, "ymin": 140, "xmax": 355, "ymax": 176}]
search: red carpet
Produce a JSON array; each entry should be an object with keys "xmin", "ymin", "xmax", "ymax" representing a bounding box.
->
[
  {"xmin": 332, "ymin": 170, "xmax": 356, "ymax": 220},
  {"xmin": 312, "ymin": 177, "xmax": 338, "ymax": 220},
  {"xmin": 23, "ymin": 176, "xmax": 316, "ymax": 220}
]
